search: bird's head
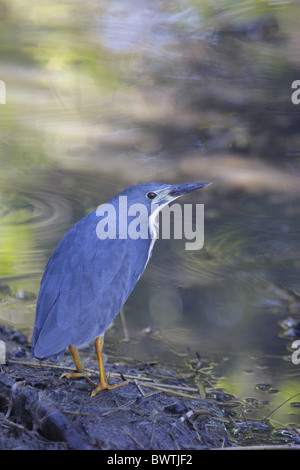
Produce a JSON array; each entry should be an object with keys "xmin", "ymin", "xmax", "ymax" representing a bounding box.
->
[{"xmin": 120, "ymin": 181, "xmax": 212, "ymax": 210}]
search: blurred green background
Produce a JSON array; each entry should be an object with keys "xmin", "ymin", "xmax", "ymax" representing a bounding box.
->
[{"xmin": 1, "ymin": 0, "xmax": 300, "ymax": 439}]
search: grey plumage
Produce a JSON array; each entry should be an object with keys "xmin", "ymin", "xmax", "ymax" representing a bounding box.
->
[{"xmin": 32, "ymin": 182, "xmax": 211, "ymax": 361}]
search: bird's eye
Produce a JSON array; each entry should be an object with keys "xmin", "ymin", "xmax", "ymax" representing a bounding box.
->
[{"xmin": 147, "ymin": 191, "xmax": 157, "ymax": 200}]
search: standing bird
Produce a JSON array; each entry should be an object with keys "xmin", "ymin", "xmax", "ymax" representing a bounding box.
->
[{"xmin": 32, "ymin": 182, "xmax": 211, "ymax": 396}]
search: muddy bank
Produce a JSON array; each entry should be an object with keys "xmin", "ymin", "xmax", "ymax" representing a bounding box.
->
[{"xmin": 0, "ymin": 323, "xmax": 298, "ymax": 450}]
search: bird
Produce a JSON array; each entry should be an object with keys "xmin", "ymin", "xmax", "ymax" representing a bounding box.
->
[{"xmin": 32, "ymin": 181, "xmax": 211, "ymax": 396}]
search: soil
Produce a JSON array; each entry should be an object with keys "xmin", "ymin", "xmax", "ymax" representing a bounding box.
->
[{"xmin": 0, "ymin": 323, "xmax": 298, "ymax": 451}]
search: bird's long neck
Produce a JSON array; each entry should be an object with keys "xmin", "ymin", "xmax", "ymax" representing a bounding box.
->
[{"xmin": 145, "ymin": 205, "xmax": 161, "ymax": 266}]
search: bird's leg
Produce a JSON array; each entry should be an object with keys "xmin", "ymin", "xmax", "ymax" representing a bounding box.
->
[
  {"xmin": 60, "ymin": 345, "xmax": 96, "ymax": 387},
  {"xmin": 90, "ymin": 336, "xmax": 130, "ymax": 397}
]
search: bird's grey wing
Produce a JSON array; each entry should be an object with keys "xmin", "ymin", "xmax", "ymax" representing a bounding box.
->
[{"xmin": 32, "ymin": 211, "xmax": 131, "ymax": 358}]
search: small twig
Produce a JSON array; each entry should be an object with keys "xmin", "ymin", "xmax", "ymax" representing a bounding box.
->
[
  {"xmin": 133, "ymin": 379, "xmax": 146, "ymax": 397},
  {"xmin": 140, "ymin": 382, "xmax": 200, "ymax": 400},
  {"xmin": 120, "ymin": 308, "xmax": 130, "ymax": 342},
  {"xmin": 2, "ymin": 417, "xmax": 27, "ymax": 433},
  {"xmin": 123, "ymin": 429, "xmax": 145, "ymax": 449},
  {"xmin": 238, "ymin": 410, "xmax": 253, "ymax": 437},
  {"xmin": 141, "ymin": 381, "xmax": 199, "ymax": 394},
  {"xmin": 264, "ymin": 392, "xmax": 300, "ymax": 420},
  {"xmin": 56, "ymin": 409, "xmax": 99, "ymax": 419},
  {"xmin": 101, "ymin": 397, "xmax": 139, "ymax": 416},
  {"xmin": 148, "ymin": 412, "xmax": 158, "ymax": 450}
]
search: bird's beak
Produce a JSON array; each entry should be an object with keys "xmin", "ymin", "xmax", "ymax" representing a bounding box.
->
[{"xmin": 168, "ymin": 181, "xmax": 213, "ymax": 198}]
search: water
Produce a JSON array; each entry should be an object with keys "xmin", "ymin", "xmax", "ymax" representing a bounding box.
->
[{"xmin": 0, "ymin": 0, "xmax": 300, "ymax": 440}]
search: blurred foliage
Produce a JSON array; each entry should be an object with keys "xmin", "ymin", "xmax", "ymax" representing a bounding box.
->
[{"xmin": 0, "ymin": 0, "xmax": 299, "ymax": 171}]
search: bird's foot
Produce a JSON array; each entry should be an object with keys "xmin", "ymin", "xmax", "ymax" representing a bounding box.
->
[
  {"xmin": 90, "ymin": 378, "xmax": 130, "ymax": 397},
  {"xmin": 59, "ymin": 371, "xmax": 97, "ymax": 388}
]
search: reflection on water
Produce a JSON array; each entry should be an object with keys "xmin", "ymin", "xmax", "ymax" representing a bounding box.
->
[{"xmin": 0, "ymin": 0, "xmax": 300, "ymax": 439}]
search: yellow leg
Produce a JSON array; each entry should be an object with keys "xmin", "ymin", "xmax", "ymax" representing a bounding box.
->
[
  {"xmin": 60, "ymin": 345, "xmax": 95, "ymax": 386},
  {"xmin": 90, "ymin": 336, "xmax": 130, "ymax": 397}
]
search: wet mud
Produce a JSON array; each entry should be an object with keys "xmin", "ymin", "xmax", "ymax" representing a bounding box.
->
[{"xmin": 0, "ymin": 324, "xmax": 299, "ymax": 450}]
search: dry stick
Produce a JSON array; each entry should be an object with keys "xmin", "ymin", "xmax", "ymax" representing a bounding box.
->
[
  {"xmin": 63, "ymin": 409, "xmax": 101, "ymax": 419},
  {"xmin": 138, "ymin": 381, "xmax": 199, "ymax": 394},
  {"xmin": 140, "ymin": 382, "xmax": 200, "ymax": 400},
  {"xmin": 122, "ymin": 429, "xmax": 145, "ymax": 449}
]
